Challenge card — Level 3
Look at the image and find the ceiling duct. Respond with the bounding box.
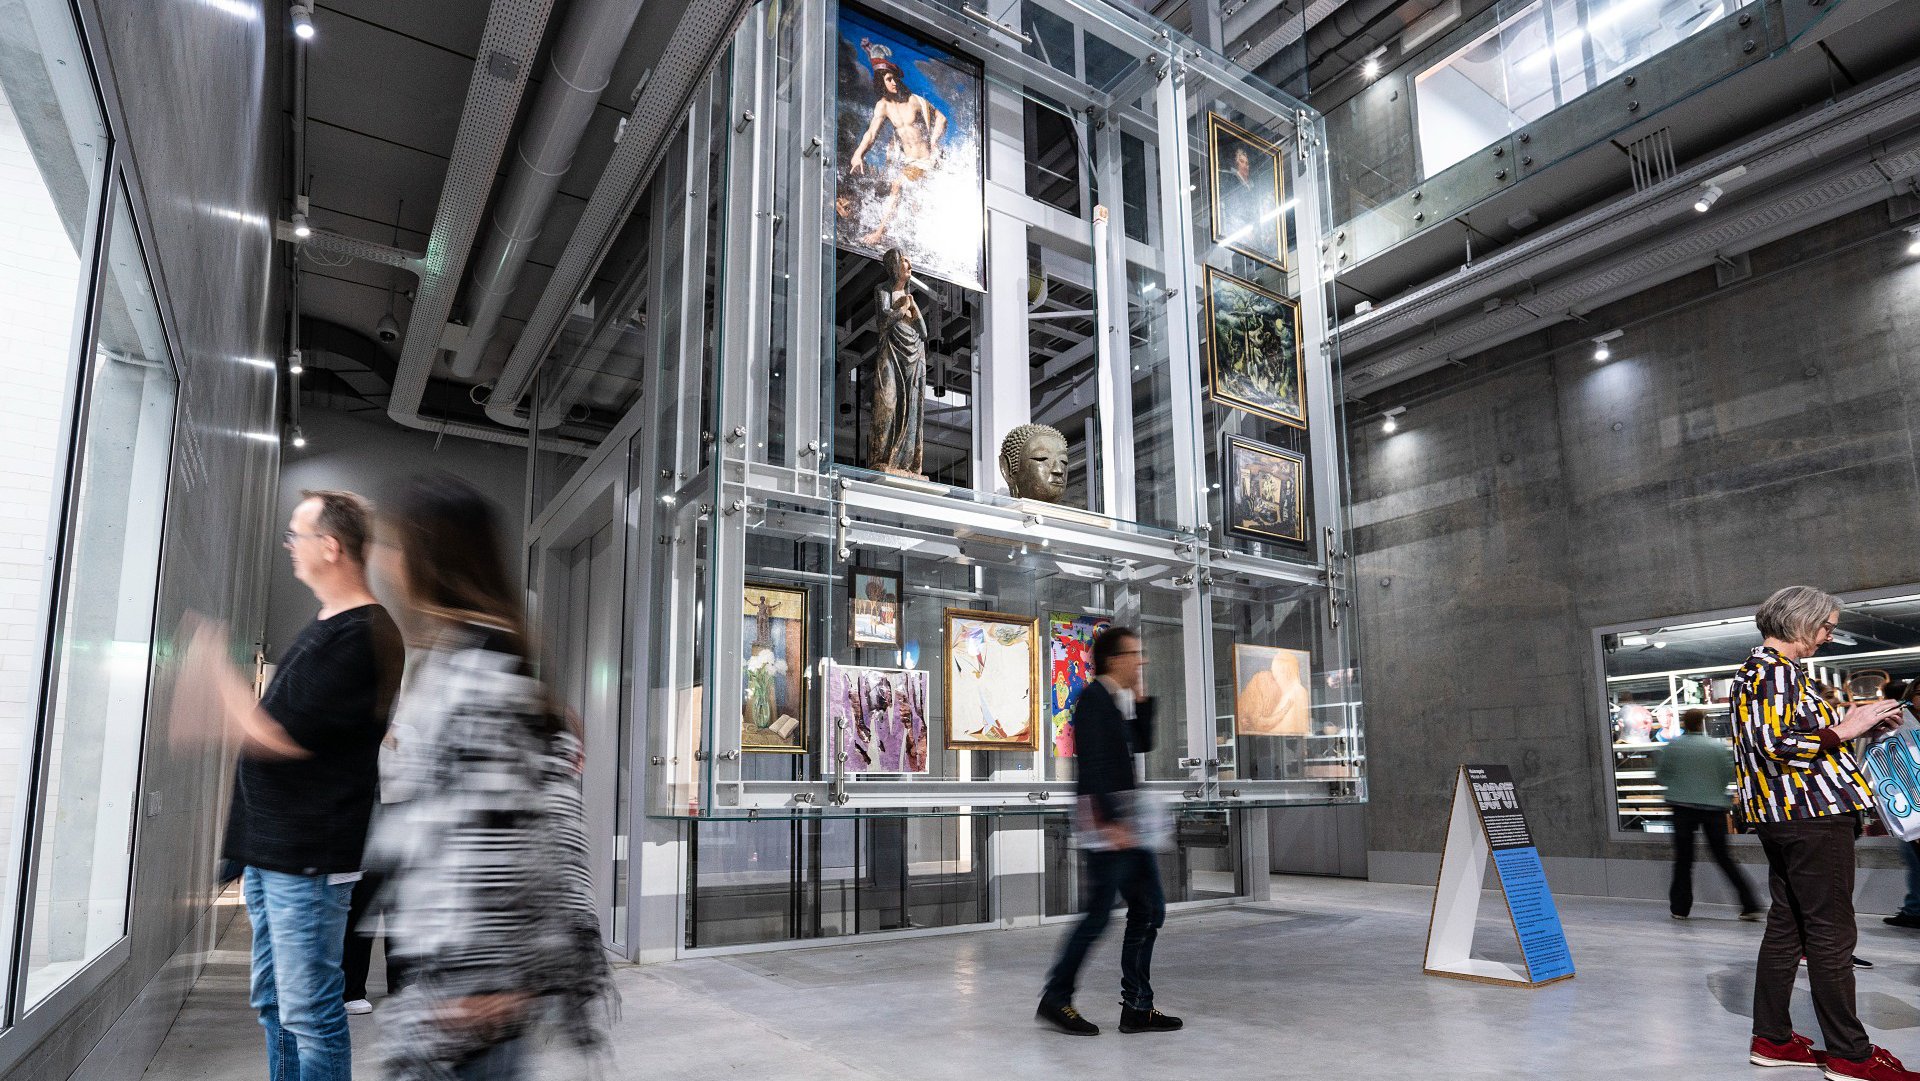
[445,0,649,380]
[384,0,556,447]
[486,0,752,430]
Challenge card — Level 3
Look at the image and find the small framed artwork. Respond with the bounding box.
[1233,643,1312,737]
[826,663,930,774]
[849,567,904,648]
[1047,613,1110,758]
[1205,266,1305,429]
[944,608,1041,751]
[1207,113,1287,270]
[1224,436,1307,545]
[742,582,810,754]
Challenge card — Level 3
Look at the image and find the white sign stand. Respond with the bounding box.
[1423,766,1574,987]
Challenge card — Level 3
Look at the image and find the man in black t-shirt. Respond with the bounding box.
[185,489,402,1081]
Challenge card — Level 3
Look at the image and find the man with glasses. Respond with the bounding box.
[1037,626,1182,1038]
[1734,587,1910,1079]
[184,489,403,1081]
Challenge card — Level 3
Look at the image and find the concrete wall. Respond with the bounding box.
[0,0,284,1077]
[265,405,528,662]
[1347,204,1920,901]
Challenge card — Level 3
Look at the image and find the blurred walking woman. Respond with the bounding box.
[1733,587,1906,1079]
[365,474,613,1080]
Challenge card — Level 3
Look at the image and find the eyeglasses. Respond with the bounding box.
[282,530,324,546]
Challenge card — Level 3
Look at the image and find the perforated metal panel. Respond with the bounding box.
[386,0,555,434]
[486,0,751,423]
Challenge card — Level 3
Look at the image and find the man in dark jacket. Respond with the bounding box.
[1036,626,1182,1037]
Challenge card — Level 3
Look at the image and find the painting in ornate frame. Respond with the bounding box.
[741,582,809,753]
[1204,266,1305,429]
[1223,435,1307,545]
[1206,112,1287,270]
[944,608,1041,751]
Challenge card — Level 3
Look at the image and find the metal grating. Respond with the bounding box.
[485,0,752,427]
[385,0,557,446]
[1625,127,1676,193]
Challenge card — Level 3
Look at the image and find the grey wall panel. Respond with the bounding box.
[1348,203,1920,873]
[266,406,529,662]
[2,1,285,1079]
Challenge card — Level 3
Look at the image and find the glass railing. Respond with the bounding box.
[1322,0,1867,270]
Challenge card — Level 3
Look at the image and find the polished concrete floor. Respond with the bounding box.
[143,876,1920,1080]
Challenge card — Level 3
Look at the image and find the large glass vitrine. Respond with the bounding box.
[549,0,1364,826]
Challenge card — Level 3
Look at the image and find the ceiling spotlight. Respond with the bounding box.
[291,211,311,239]
[1693,185,1721,213]
[1382,405,1407,434]
[1906,225,1920,256]
[1691,165,1748,213]
[1652,638,1669,649]
[287,349,303,375]
[1362,46,1386,80]
[290,2,314,39]
[1592,329,1622,362]
[290,426,307,449]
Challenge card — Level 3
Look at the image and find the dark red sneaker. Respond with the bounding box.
[1750,1033,1825,1068]
[1824,1046,1920,1080]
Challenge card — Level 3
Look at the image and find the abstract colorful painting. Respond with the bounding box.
[1048,613,1110,758]
[827,663,930,774]
[742,583,808,753]
[835,4,985,291]
[944,608,1040,751]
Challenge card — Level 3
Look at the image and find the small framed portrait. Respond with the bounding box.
[1207,113,1287,270]
[944,608,1040,751]
[1224,436,1307,545]
[1205,266,1305,429]
[849,568,904,648]
[742,582,810,754]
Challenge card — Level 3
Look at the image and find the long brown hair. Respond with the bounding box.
[384,472,530,656]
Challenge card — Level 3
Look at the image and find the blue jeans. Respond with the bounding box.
[455,1039,527,1081]
[1899,840,1920,918]
[1042,847,1165,1010]
[243,866,355,1081]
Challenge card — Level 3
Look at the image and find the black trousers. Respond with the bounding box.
[341,870,404,1002]
[1041,848,1166,1011]
[1669,804,1760,916]
[1752,814,1870,1063]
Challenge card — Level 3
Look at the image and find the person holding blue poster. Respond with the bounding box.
[1732,586,1910,1079]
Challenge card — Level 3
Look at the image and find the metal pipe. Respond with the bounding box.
[446,0,648,379]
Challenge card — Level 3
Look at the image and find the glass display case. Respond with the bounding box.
[1596,587,1920,837]
[537,0,1364,824]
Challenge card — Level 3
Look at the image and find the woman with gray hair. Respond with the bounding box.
[1734,586,1908,1079]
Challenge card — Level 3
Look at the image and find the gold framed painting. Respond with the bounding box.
[742,582,809,753]
[1204,266,1306,429]
[1233,643,1311,737]
[944,608,1041,751]
[1224,435,1307,545]
[1207,113,1287,270]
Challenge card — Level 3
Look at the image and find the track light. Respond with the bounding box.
[290,2,314,39]
[1693,185,1721,213]
[1362,46,1386,80]
[287,349,303,375]
[1382,405,1406,434]
[1592,329,1622,362]
[290,426,307,448]
[1692,165,1748,214]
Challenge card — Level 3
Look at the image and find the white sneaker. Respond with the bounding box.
[344,999,373,1015]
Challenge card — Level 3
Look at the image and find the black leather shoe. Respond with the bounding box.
[1036,1001,1099,1036]
[1885,913,1920,929]
[1119,1005,1183,1033]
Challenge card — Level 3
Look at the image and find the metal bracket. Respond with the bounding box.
[716,749,741,762]
[1026,791,1051,803]
[1177,757,1202,769]
[735,110,756,133]
[836,513,852,562]
[791,791,817,805]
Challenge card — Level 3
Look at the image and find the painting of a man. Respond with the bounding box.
[836,5,985,291]
[1208,114,1286,269]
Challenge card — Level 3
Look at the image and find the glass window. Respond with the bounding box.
[0,0,110,1008]
[24,183,175,1007]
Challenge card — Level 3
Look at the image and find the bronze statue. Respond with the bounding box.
[998,423,1069,502]
[865,248,927,478]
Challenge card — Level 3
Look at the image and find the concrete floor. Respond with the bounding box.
[143,876,1920,1080]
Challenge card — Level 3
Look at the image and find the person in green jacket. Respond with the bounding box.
[1657,708,1763,919]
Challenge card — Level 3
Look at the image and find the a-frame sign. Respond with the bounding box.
[1423,764,1576,987]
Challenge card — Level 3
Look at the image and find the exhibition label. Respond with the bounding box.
[1424,764,1576,987]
